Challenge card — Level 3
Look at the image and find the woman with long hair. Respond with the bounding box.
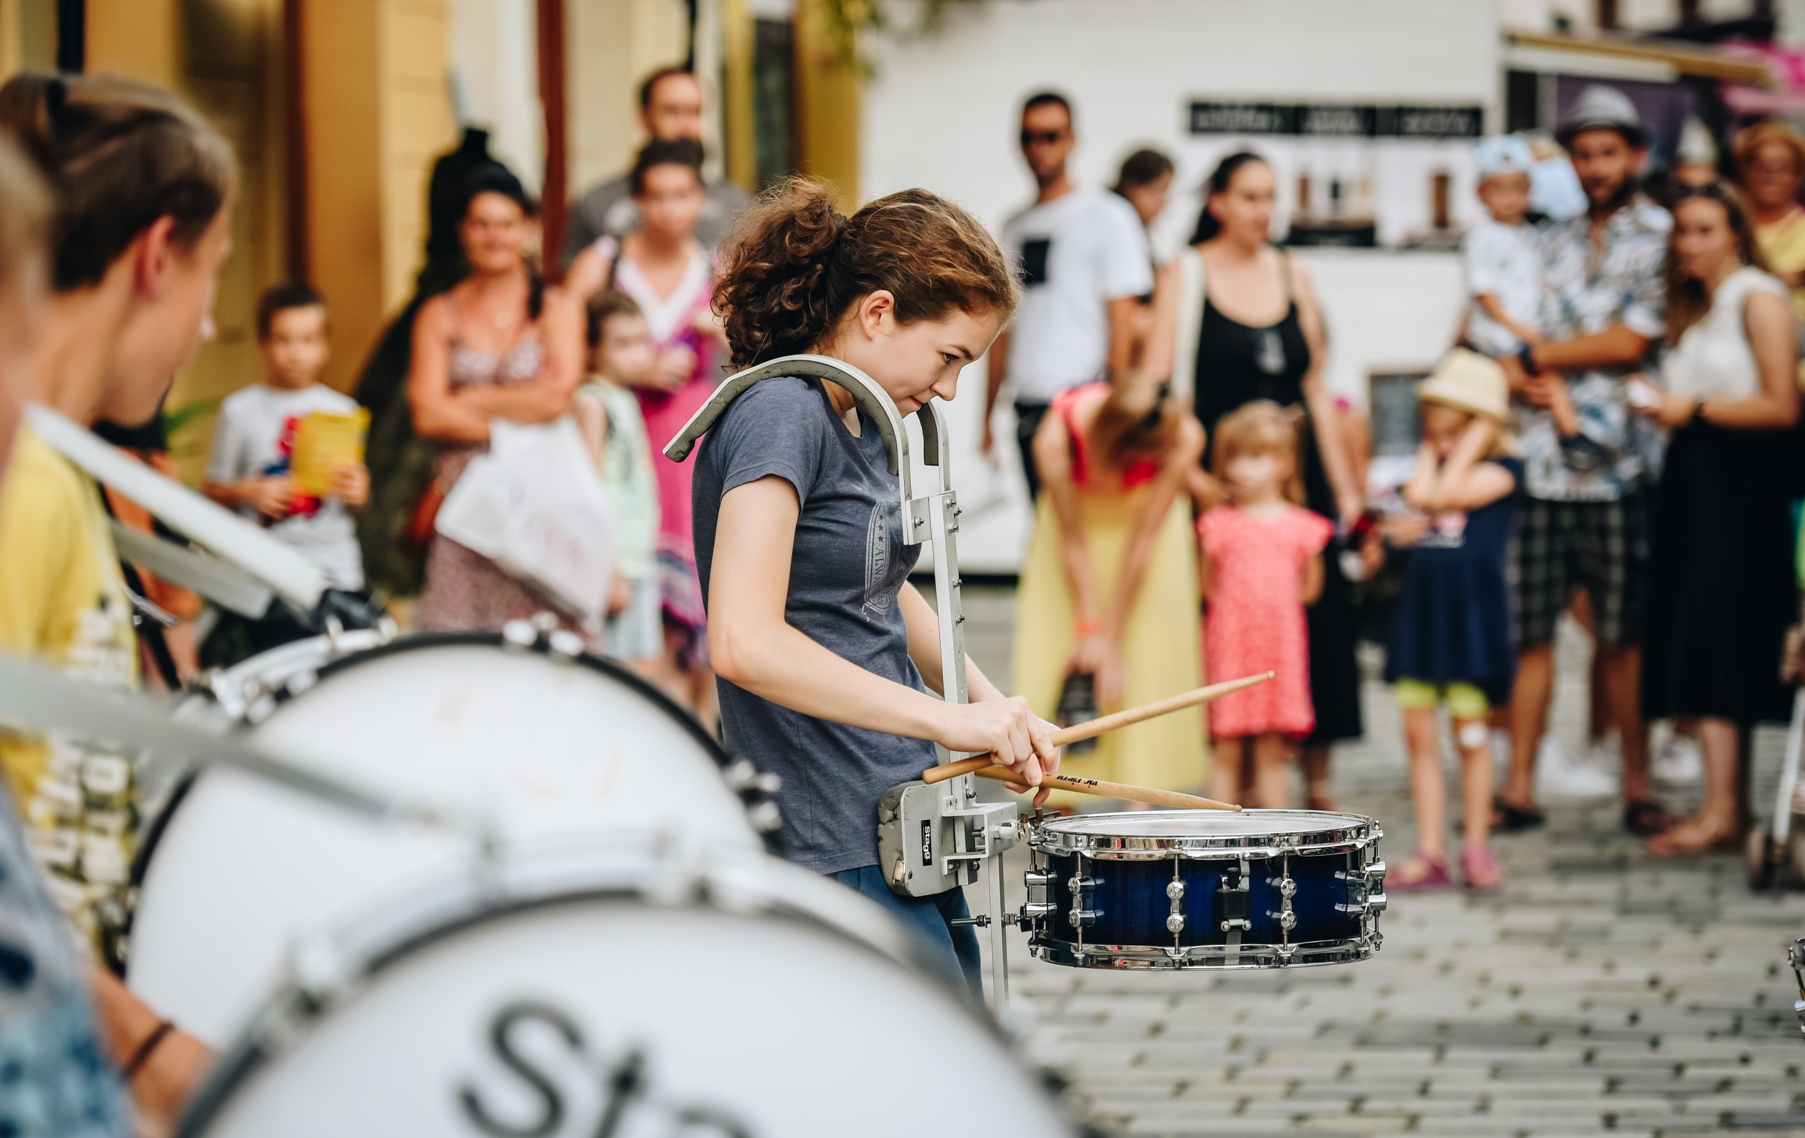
[1634,181,1800,855]
[569,139,725,725]
[1012,371,1205,800]
[0,69,234,1133]
[1144,151,1367,806]
[409,164,585,632]
[698,180,1058,1001]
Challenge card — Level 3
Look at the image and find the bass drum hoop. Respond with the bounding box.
[127,631,748,934]
[172,846,1051,1138]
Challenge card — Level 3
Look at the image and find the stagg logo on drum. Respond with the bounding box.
[921,819,933,866]
[459,1001,755,1137]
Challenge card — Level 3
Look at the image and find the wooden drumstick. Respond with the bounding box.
[963,765,1240,811]
[921,671,1274,786]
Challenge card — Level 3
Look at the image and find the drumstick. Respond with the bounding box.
[962,765,1239,811]
[922,671,1274,786]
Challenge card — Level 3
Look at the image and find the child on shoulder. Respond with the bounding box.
[204,283,369,591]
[574,291,662,673]
[1464,135,1544,359]
[1383,350,1522,892]
[1199,400,1333,808]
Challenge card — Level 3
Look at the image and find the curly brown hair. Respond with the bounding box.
[713,178,1018,369]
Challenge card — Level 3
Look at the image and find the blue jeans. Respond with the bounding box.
[830,866,983,1005]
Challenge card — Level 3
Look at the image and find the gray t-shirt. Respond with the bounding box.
[693,375,933,874]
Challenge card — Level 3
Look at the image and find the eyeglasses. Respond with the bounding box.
[1020,129,1067,147]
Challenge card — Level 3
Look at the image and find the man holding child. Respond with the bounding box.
[1491,86,1673,839]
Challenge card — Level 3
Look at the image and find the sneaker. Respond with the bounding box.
[1535,735,1617,798]
[1653,733,1703,786]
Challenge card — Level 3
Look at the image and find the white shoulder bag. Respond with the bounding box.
[434,416,615,627]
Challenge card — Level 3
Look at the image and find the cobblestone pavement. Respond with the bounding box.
[942,584,1805,1138]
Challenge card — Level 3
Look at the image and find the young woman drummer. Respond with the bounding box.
[698,181,1060,1001]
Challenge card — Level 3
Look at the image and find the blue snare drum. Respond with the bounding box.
[1021,810,1386,969]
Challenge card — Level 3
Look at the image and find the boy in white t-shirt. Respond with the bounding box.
[203,283,369,590]
[1464,135,1545,359]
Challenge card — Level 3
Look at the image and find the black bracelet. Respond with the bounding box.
[123,1019,176,1081]
[1517,344,1541,376]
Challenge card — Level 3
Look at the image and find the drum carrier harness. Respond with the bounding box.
[666,354,1024,1010]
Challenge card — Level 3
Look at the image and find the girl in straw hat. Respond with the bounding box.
[1385,349,1523,892]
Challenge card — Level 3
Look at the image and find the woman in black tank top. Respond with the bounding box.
[1146,152,1367,790]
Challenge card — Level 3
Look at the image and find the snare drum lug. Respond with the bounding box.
[1165,879,1185,900]
[1166,914,1186,934]
[546,629,585,658]
[1068,908,1100,928]
[1277,910,1297,932]
[1366,890,1388,915]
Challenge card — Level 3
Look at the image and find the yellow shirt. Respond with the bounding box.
[0,424,139,952]
[1756,208,1805,325]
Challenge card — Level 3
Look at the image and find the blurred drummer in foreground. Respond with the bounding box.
[698,180,1060,1003]
[0,71,232,1133]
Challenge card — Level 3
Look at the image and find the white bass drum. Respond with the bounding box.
[174,842,1076,1137]
[129,624,772,1046]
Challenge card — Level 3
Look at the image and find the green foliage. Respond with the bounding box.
[817,0,991,71]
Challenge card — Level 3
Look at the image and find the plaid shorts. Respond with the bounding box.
[1509,491,1651,649]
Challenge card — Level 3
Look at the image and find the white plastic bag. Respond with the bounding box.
[435,416,614,626]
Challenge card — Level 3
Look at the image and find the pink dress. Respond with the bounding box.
[1198,504,1333,738]
[614,248,718,666]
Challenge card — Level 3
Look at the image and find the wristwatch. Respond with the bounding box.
[1517,344,1541,376]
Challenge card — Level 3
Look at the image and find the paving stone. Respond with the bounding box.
[950,604,1805,1137]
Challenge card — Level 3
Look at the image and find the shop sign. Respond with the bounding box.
[1189,102,1482,139]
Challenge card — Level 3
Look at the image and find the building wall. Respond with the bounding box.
[862,0,1496,571]
[567,0,690,195]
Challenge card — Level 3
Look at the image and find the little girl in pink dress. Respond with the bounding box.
[1198,400,1332,808]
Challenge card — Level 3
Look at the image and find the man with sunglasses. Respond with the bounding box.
[1495,85,1674,839]
[984,91,1152,501]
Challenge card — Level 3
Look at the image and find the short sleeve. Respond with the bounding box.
[1464,224,1509,295]
[1197,507,1229,559]
[703,376,829,507]
[1296,509,1334,558]
[204,396,246,485]
[1098,198,1154,300]
[0,442,76,655]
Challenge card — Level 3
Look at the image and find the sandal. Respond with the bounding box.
[1623,798,1677,838]
[1386,850,1451,893]
[1491,795,1545,833]
[1460,846,1504,892]
[1644,817,1740,857]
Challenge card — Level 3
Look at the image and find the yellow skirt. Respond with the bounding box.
[1010,486,1207,802]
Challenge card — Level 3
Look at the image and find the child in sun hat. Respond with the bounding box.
[1383,349,1523,893]
[1464,135,1545,359]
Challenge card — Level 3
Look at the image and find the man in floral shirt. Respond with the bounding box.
[1496,85,1673,839]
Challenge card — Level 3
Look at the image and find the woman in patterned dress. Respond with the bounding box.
[409,165,585,632]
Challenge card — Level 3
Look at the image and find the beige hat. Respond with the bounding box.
[1419,348,1509,422]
